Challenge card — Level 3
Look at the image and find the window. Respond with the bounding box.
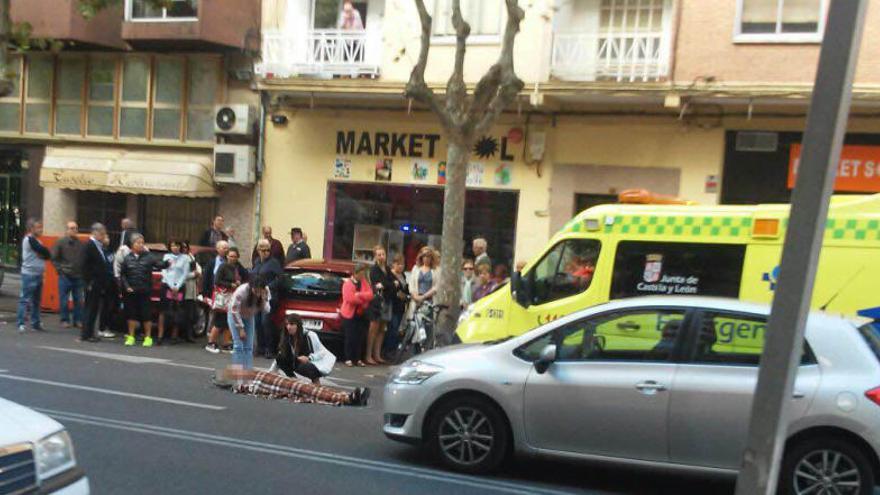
[528,239,601,306]
[152,58,184,141]
[56,57,86,136]
[0,57,22,132]
[858,323,880,363]
[432,0,503,37]
[185,57,219,141]
[692,312,815,366]
[128,0,198,20]
[24,56,53,134]
[610,241,746,300]
[736,0,825,42]
[120,57,150,139]
[87,57,117,137]
[516,308,687,363]
[76,192,127,243]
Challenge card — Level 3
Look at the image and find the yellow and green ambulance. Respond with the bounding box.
[456,193,880,352]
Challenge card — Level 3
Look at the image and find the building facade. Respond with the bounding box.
[254,0,880,269]
[2,0,261,262]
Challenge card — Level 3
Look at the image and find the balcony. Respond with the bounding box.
[9,0,125,49]
[121,0,260,50]
[257,29,381,79]
[551,31,670,83]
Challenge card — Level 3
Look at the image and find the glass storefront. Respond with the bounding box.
[325,182,519,270]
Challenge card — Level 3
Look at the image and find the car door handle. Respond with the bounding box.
[792,390,806,399]
[635,381,668,394]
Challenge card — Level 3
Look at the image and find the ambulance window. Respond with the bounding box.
[528,239,601,306]
[610,241,746,300]
[692,312,816,366]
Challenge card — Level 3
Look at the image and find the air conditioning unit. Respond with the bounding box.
[214,104,255,136]
[213,144,256,184]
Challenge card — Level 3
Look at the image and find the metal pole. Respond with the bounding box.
[734,1,868,494]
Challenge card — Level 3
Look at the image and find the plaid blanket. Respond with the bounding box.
[233,371,351,406]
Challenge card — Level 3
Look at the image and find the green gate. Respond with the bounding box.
[0,153,23,267]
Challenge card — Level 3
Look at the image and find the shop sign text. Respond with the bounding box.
[789,143,880,192]
[337,131,442,158]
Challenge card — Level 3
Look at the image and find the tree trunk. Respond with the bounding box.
[435,137,470,341]
[0,0,12,98]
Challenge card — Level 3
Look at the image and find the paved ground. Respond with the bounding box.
[0,275,849,494]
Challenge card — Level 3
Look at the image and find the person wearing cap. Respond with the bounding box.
[285,227,311,264]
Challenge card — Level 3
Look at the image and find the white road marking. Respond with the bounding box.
[38,346,216,371]
[39,408,575,495]
[0,374,225,411]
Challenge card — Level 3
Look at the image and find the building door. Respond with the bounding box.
[0,153,23,267]
[574,193,617,215]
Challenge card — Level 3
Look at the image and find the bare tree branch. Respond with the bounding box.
[445,0,469,124]
[469,0,525,135]
[405,0,452,130]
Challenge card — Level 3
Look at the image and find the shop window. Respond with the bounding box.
[76,192,128,245]
[87,57,117,137]
[610,241,746,300]
[432,0,503,37]
[144,196,216,245]
[327,183,518,271]
[120,57,150,139]
[736,0,825,42]
[0,57,22,132]
[24,56,53,134]
[55,57,86,136]
[528,239,601,306]
[186,57,219,142]
[152,58,183,141]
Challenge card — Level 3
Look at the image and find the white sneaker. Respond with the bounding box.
[205,343,220,354]
[99,331,117,339]
[18,325,26,334]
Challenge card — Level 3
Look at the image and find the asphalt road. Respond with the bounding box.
[0,311,748,495]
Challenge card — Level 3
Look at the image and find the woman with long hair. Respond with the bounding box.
[407,246,439,319]
[382,253,410,358]
[180,240,202,342]
[274,314,336,385]
[227,275,270,369]
[341,263,373,367]
[366,245,393,365]
[157,238,190,345]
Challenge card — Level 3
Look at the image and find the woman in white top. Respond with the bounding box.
[158,239,191,344]
[407,246,440,320]
[273,314,336,385]
[227,276,271,370]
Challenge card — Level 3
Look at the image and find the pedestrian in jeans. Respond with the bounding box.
[341,263,373,367]
[79,223,114,343]
[366,245,393,365]
[181,241,202,342]
[52,221,84,329]
[120,234,169,347]
[227,275,270,370]
[157,239,190,345]
[383,254,410,357]
[251,239,282,358]
[18,218,50,333]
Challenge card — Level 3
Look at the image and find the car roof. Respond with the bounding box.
[284,258,356,273]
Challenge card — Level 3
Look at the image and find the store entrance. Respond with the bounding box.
[0,152,23,267]
[325,182,519,271]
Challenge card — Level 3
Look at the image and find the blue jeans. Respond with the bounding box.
[228,313,255,369]
[383,311,404,354]
[17,274,43,328]
[58,275,83,325]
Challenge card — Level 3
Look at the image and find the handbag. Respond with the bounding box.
[211,288,230,310]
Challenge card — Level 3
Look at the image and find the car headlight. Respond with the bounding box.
[35,430,76,480]
[390,361,444,385]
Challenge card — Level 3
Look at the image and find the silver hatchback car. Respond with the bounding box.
[384,297,880,494]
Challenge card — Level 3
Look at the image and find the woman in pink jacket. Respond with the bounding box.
[341,263,373,367]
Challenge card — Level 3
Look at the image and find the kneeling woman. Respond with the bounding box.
[275,314,335,385]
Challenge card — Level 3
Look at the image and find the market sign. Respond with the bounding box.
[788,143,880,192]
[336,130,517,161]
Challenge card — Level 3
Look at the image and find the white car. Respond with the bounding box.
[0,397,89,494]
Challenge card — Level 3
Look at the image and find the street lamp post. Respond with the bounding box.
[734,1,868,494]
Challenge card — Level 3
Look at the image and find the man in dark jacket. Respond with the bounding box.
[285,228,311,264]
[52,221,84,329]
[202,240,230,298]
[199,215,228,248]
[79,223,114,343]
[120,234,168,348]
[251,226,285,266]
[251,239,283,358]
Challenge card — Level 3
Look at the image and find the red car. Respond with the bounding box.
[271,259,354,356]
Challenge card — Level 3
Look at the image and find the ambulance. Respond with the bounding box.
[456,190,880,350]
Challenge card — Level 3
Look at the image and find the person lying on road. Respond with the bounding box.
[215,366,369,407]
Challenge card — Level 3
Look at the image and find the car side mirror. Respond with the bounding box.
[534,344,557,374]
[512,271,531,308]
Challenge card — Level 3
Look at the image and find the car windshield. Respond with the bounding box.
[858,322,880,363]
[279,270,345,296]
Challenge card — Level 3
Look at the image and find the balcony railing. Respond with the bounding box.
[257,29,381,78]
[551,31,670,83]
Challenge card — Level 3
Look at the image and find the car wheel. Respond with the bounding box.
[427,395,509,474]
[780,436,876,495]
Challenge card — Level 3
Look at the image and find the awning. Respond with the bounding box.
[39,146,218,198]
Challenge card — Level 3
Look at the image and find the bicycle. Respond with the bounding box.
[392,302,449,365]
